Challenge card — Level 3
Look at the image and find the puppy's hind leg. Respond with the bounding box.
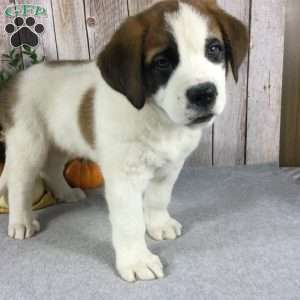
[0,160,8,195]
[6,128,48,240]
[41,147,86,203]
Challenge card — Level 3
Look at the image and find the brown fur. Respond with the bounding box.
[0,76,19,129]
[212,8,249,81]
[79,87,95,148]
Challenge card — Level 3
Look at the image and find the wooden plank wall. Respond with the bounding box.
[0,0,11,70]
[246,0,286,165]
[213,0,250,166]
[0,0,286,166]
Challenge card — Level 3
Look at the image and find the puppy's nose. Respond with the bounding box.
[186,83,217,108]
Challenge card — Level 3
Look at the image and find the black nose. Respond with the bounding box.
[186,83,217,108]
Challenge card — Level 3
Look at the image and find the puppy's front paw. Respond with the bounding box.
[117,252,164,282]
[147,218,183,241]
[8,219,40,240]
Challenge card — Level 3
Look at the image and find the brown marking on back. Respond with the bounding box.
[79,87,95,148]
[0,75,19,130]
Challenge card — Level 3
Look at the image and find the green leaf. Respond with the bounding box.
[31,53,37,60]
[0,70,10,83]
[9,61,17,67]
[23,45,32,52]
[1,46,44,80]
[12,58,20,65]
[22,51,32,56]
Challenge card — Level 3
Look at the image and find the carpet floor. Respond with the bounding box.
[1,166,300,300]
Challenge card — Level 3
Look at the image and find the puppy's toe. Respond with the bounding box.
[8,219,40,240]
[147,218,183,241]
[118,253,164,282]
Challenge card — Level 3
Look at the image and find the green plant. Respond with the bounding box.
[22,45,44,65]
[0,45,44,85]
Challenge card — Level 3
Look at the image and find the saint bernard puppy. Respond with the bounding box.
[0,0,248,281]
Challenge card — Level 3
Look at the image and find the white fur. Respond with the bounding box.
[1,3,227,282]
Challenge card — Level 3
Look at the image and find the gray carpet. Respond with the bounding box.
[1,166,300,300]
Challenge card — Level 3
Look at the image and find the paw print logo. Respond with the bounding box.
[5,17,44,48]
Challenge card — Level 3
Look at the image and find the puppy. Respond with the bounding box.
[0,0,248,282]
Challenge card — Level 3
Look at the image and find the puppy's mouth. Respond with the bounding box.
[189,113,215,125]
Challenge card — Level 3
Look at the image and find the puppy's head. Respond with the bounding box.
[98,0,249,126]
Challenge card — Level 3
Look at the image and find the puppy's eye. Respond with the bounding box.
[153,55,172,71]
[206,39,224,63]
[209,44,222,55]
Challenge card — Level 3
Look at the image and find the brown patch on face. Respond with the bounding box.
[79,87,95,148]
[0,75,19,130]
[208,18,223,41]
[143,22,174,64]
[46,60,90,67]
[145,47,164,64]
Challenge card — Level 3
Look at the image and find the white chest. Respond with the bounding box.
[139,124,202,171]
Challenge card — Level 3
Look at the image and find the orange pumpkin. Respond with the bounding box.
[64,159,104,189]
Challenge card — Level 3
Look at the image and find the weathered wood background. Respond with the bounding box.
[0,0,286,166]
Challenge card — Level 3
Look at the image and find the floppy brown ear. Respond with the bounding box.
[215,9,249,82]
[97,18,146,110]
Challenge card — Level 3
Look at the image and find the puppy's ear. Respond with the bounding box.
[97,18,146,110]
[215,9,249,82]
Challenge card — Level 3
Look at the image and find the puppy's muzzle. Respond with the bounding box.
[186,82,217,109]
[186,82,217,124]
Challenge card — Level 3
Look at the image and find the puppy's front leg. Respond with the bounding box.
[106,179,164,282]
[144,164,183,241]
